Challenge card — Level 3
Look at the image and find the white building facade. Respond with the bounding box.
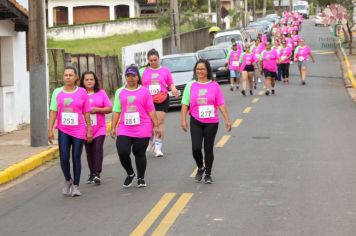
[0,0,30,133]
[48,0,140,27]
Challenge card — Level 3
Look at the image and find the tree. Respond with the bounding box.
[262,0,267,16]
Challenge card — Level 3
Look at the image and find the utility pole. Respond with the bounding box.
[216,0,222,28]
[235,0,241,27]
[29,0,48,147]
[208,0,212,20]
[244,0,248,27]
[252,0,255,20]
[170,0,181,53]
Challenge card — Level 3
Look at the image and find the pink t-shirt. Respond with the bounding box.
[252,44,265,59]
[50,87,91,140]
[286,37,294,49]
[292,35,300,46]
[239,53,258,71]
[112,86,155,138]
[261,34,268,44]
[88,90,112,138]
[227,49,242,70]
[295,46,311,61]
[181,81,225,124]
[140,66,174,95]
[260,49,279,72]
[279,47,293,63]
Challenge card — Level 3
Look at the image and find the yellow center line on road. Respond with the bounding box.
[243,107,252,113]
[190,168,198,178]
[152,193,194,236]
[232,119,243,128]
[215,135,231,148]
[130,193,176,236]
[252,98,259,103]
[316,51,335,55]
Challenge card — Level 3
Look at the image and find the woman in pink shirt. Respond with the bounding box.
[259,41,280,95]
[280,40,293,84]
[240,44,258,96]
[140,49,179,157]
[48,66,93,197]
[181,59,231,184]
[294,39,315,85]
[80,71,112,185]
[111,66,161,188]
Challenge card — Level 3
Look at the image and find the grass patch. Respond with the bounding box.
[47,29,169,58]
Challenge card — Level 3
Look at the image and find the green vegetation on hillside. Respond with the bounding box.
[47,30,168,57]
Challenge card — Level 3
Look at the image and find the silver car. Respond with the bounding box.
[160,53,198,108]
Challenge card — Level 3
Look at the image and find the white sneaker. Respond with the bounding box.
[71,185,81,197]
[62,180,72,196]
[146,142,155,153]
[154,149,164,157]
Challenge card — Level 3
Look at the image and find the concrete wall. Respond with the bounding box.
[48,0,138,27]
[162,27,211,55]
[0,20,30,132]
[47,18,157,40]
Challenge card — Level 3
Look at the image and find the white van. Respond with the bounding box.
[293,1,310,19]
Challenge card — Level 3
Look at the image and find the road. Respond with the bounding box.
[1,20,356,236]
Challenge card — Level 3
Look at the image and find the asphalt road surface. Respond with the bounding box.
[1,20,356,236]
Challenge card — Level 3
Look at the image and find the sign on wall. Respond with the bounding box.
[121,39,163,82]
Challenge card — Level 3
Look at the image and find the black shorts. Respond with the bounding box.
[244,65,255,72]
[263,69,277,78]
[154,96,170,112]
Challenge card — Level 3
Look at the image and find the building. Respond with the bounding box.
[47,0,141,27]
[0,0,29,133]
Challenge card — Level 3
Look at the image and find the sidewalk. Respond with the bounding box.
[0,127,59,185]
[335,37,356,102]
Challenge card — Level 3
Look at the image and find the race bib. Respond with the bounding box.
[232,61,239,67]
[124,112,140,126]
[61,112,78,126]
[90,114,97,126]
[281,55,287,61]
[299,56,305,61]
[255,54,260,58]
[149,84,161,95]
[199,105,215,119]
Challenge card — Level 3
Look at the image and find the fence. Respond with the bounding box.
[48,49,121,96]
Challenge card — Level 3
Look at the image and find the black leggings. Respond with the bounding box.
[190,117,219,175]
[280,63,290,78]
[116,136,149,179]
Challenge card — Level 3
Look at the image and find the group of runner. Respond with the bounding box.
[226,11,315,96]
[48,11,315,197]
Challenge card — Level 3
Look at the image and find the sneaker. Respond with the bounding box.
[123,173,135,188]
[204,175,214,184]
[146,142,155,153]
[62,180,72,196]
[154,149,164,157]
[87,174,94,184]
[265,90,270,96]
[236,86,239,90]
[195,167,205,182]
[272,89,275,95]
[241,90,246,96]
[71,185,81,197]
[302,81,306,85]
[230,87,233,91]
[137,179,147,188]
[250,90,253,95]
[93,174,101,185]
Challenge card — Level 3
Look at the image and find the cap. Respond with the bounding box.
[125,67,138,76]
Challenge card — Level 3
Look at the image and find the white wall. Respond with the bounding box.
[0,20,30,132]
[47,18,156,40]
[48,0,138,27]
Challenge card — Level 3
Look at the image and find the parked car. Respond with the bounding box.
[213,28,251,48]
[160,53,198,108]
[196,47,229,83]
[248,20,273,35]
[315,13,329,27]
[246,25,265,40]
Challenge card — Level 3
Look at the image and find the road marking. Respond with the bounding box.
[215,135,231,148]
[316,51,334,55]
[258,91,264,96]
[190,168,197,178]
[152,193,194,236]
[243,107,252,113]
[252,98,259,103]
[232,119,243,128]
[130,193,176,236]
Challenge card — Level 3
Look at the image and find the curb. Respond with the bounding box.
[0,123,113,185]
[336,38,356,88]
